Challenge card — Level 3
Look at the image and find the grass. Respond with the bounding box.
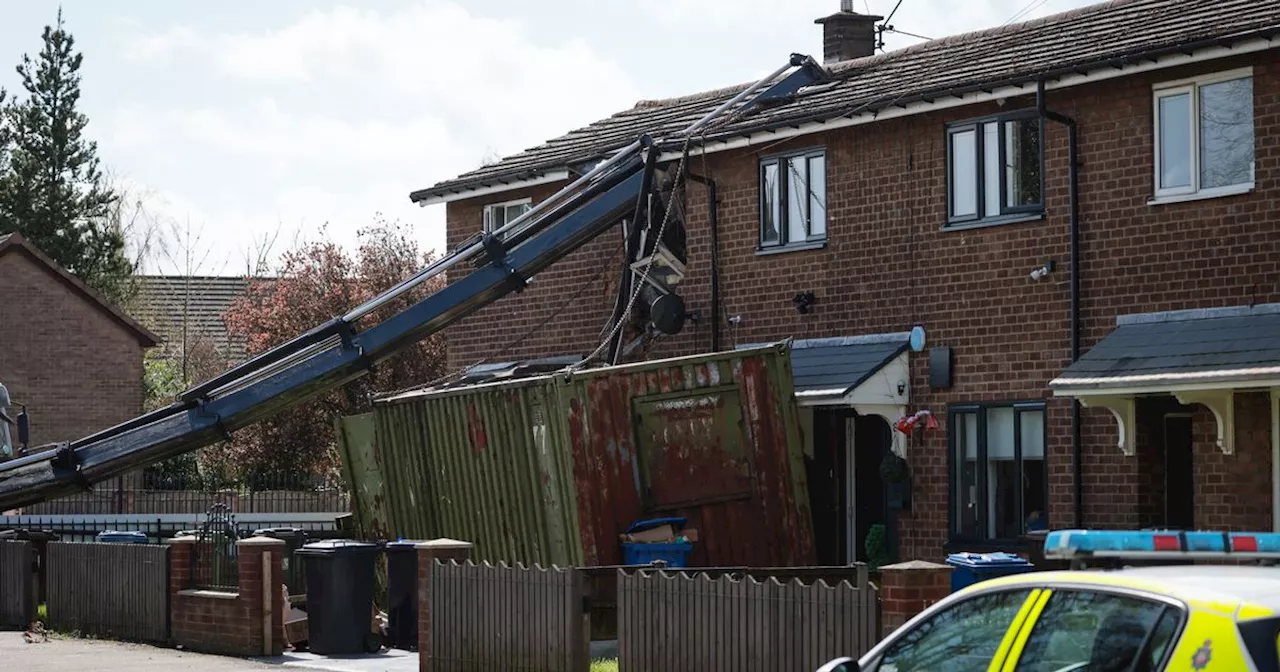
[590,659,619,672]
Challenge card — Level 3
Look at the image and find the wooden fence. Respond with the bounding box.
[46,542,171,643]
[0,540,35,629]
[428,560,588,671]
[618,568,880,671]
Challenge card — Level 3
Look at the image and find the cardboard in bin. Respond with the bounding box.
[620,517,699,544]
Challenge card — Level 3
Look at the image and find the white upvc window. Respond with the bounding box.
[483,198,533,237]
[1153,67,1255,201]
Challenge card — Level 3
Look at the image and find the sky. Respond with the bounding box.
[0,0,1093,276]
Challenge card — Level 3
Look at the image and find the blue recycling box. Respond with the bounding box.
[621,517,694,568]
[96,530,149,544]
[945,552,1034,592]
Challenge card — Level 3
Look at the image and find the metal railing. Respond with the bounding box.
[189,503,239,591]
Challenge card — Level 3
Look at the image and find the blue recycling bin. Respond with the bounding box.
[621,517,694,568]
[96,530,149,544]
[946,552,1034,592]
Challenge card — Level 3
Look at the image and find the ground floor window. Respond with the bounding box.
[949,401,1048,542]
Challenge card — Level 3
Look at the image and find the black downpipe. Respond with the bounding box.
[688,173,721,352]
[1038,81,1083,528]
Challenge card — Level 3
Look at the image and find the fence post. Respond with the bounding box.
[237,536,286,657]
[879,560,952,638]
[416,538,473,672]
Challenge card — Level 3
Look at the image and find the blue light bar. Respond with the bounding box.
[1044,529,1280,560]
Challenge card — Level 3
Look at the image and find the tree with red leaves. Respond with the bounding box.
[218,218,446,485]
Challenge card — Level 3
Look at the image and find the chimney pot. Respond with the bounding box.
[815,6,882,64]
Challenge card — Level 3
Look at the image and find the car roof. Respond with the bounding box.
[966,565,1280,617]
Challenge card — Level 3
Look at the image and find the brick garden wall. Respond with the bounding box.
[168,536,285,657]
[442,51,1280,560]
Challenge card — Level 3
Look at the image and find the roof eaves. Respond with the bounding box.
[415,8,1280,203]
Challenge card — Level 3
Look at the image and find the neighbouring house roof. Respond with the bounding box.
[411,0,1280,205]
[133,275,257,363]
[1050,303,1280,392]
[0,233,160,347]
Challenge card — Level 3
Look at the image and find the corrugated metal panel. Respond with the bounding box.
[372,380,583,566]
[353,343,813,568]
[335,413,388,539]
[565,347,814,567]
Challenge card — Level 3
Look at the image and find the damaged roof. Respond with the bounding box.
[411,0,1280,204]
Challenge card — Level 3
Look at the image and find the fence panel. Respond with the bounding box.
[618,569,879,671]
[429,560,587,672]
[46,542,170,643]
[0,540,34,629]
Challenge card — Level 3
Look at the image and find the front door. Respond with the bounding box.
[809,408,850,565]
[853,414,889,563]
[1163,414,1194,529]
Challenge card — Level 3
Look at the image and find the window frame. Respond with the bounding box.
[482,197,533,238]
[945,108,1046,229]
[947,400,1049,545]
[757,146,828,253]
[1151,66,1255,202]
[863,587,1042,672]
[1009,586,1188,672]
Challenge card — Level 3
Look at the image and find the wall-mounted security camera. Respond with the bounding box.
[1029,260,1056,281]
[728,315,743,326]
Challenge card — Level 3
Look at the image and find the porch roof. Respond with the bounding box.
[738,333,911,405]
[1049,303,1280,457]
[1050,303,1280,394]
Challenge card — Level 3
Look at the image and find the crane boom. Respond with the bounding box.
[0,54,821,512]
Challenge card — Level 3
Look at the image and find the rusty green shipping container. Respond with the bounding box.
[337,342,816,568]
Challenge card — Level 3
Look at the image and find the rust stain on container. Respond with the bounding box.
[343,343,814,569]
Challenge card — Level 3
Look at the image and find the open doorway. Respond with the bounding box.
[805,408,892,565]
[1164,413,1194,529]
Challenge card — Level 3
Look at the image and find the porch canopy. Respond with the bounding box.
[743,333,912,445]
[1049,303,1280,456]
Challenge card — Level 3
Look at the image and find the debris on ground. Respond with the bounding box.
[23,621,50,644]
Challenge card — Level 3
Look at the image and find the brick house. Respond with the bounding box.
[409,0,1280,564]
[0,233,159,458]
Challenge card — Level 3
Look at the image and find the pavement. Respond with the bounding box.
[253,649,417,672]
[0,631,275,671]
[1,630,613,672]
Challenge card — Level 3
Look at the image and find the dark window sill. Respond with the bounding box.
[942,211,1045,232]
[755,240,828,256]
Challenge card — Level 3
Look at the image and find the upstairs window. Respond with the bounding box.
[946,113,1043,227]
[759,148,826,251]
[1153,68,1254,200]
[483,198,532,238]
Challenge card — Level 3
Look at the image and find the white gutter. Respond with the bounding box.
[414,170,571,207]
[418,34,1278,206]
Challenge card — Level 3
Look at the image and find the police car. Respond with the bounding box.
[818,530,1280,672]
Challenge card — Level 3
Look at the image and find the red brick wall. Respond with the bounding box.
[169,538,285,657]
[443,50,1280,561]
[0,251,146,446]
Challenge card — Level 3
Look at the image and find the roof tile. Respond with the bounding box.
[412,0,1280,202]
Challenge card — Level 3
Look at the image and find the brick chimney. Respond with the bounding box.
[815,0,882,64]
